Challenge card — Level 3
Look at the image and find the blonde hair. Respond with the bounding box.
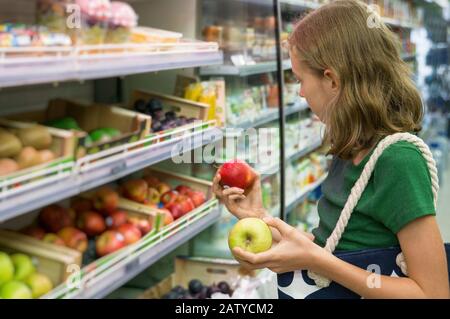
[288,0,423,160]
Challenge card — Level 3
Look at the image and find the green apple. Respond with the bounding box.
[0,280,32,299]
[11,253,35,281]
[0,252,14,286]
[228,217,272,253]
[25,273,53,298]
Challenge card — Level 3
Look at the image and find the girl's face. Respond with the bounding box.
[290,49,339,123]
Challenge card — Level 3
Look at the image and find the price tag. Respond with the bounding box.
[111,162,127,175]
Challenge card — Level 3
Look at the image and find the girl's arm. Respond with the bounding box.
[312,215,449,298]
[232,215,449,298]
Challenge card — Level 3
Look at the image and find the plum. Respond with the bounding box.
[188,279,203,295]
[187,117,197,124]
[151,120,162,132]
[218,281,231,295]
[206,285,222,298]
[147,99,163,113]
[165,111,177,120]
[162,291,179,299]
[152,110,164,120]
[172,285,186,295]
[134,99,147,113]
[196,287,209,299]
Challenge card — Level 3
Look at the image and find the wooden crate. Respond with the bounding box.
[6,98,151,160]
[0,118,75,182]
[130,89,210,121]
[139,257,255,299]
[0,229,82,286]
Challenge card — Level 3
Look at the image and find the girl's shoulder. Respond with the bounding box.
[377,140,426,168]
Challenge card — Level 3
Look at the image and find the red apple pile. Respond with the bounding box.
[20,187,153,258]
[121,175,207,221]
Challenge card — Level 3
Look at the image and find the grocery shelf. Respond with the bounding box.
[0,46,223,89]
[381,17,419,29]
[44,200,221,299]
[257,138,323,175]
[0,123,223,222]
[227,100,308,131]
[280,0,321,9]
[199,59,292,76]
[285,173,327,213]
[280,1,419,29]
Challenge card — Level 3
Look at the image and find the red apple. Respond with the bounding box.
[39,205,74,233]
[143,175,160,188]
[57,227,88,252]
[95,230,126,257]
[70,197,93,214]
[116,223,142,245]
[217,159,256,190]
[175,185,192,195]
[21,226,46,240]
[155,182,171,196]
[93,187,119,214]
[186,190,206,207]
[160,208,174,226]
[128,217,152,235]
[165,202,185,220]
[42,233,65,246]
[176,195,195,214]
[76,211,106,237]
[122,179,148,203]
[147,187,161,205]
[105,210,128,229]
[160,190,179,206]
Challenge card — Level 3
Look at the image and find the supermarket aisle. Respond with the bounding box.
[437,156,450,242]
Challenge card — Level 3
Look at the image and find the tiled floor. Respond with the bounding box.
[437,158,450,242]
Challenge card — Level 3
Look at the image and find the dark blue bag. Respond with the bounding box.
[277,244,450,299]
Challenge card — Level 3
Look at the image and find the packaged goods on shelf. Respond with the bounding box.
[182,80,226,128]
[106,1,138,44]
[0,24,72,48]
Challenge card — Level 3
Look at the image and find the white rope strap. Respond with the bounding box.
[308,133,439,287]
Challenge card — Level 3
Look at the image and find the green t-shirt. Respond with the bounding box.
[312,141,436,251]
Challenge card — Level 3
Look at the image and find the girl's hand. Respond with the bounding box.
[212,168,266,220]
[231,217,322,274]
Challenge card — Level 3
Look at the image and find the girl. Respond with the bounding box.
[212,0,449,298]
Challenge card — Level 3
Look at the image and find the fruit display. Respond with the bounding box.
[228,218,273,254]
[18,187,157,264]
[0,123,57,177]
[120,174,206,221]
[162,279,233,299]
[7,99,151,160]
[217,159,256,190]
[0,251,53,299]
[133,98,196,133]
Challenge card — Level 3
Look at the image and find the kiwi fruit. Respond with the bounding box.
[0,158,20,177]
[0,131,22,158]
[17,126,52,150]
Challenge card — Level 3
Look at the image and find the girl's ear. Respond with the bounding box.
[323,69,340,93]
